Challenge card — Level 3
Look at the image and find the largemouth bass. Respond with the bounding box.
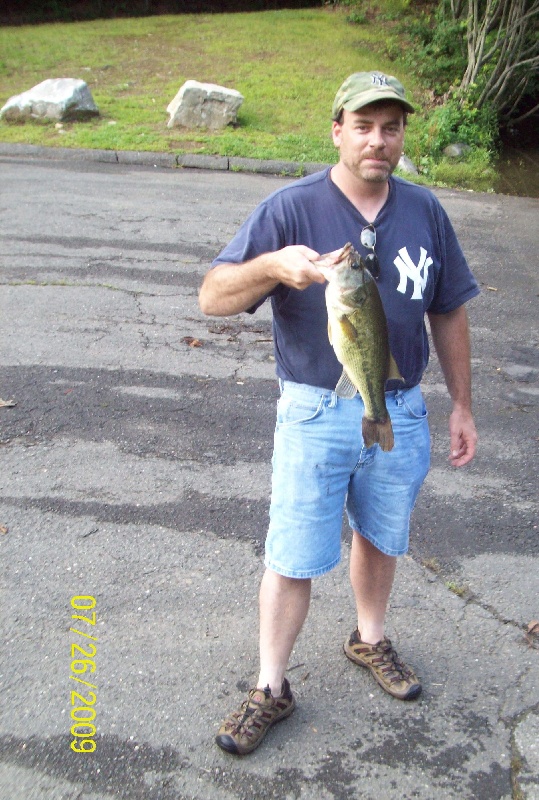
[315,242,403,452]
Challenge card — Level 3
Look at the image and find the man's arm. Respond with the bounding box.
[198,245,324,317]
[427,305,478,467]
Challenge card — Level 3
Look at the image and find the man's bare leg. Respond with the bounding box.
[257,568,311,696]
[349,531,396,644]
[346,530,421,700]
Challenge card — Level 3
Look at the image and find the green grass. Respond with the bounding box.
[0,6,496,190]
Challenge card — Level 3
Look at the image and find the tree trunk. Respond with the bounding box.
[456,0,539,120]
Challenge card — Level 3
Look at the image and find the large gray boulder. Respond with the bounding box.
[0,78,99,122]
[167,80,244,130]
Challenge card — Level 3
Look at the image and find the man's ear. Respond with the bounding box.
[331,119,343,148]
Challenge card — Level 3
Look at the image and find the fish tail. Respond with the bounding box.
[362,415,394,452]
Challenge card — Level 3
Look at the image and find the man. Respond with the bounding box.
[199,71,479,756]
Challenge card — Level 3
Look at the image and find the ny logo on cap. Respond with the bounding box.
[371,73,389,87]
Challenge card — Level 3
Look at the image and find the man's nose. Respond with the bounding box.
[368,126,385,148]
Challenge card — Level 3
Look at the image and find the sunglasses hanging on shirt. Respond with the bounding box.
[360,223,380,279]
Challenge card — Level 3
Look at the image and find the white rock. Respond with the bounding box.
[443,142,472,158]
[398,154,419,175]
[0,78,99,122]
[167,80,244,130]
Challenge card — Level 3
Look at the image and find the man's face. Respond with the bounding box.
[332,102,405,184]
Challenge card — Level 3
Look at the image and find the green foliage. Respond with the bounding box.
[398,95,499,191]
[385,0,501,183]
[422,97,499,157]
[333,0,413,12]
[335,0,414,22]
[401,4,467,97]
[347,10,368,24]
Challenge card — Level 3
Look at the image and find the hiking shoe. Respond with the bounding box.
[344,629,421,700]
[215,678,295,755]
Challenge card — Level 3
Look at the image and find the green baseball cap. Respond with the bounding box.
[332,71,415,120]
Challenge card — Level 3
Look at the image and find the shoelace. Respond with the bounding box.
[232,687,272,732]
[376,641,413,681]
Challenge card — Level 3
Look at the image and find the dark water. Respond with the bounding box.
[494,117,539,197]
[494,145,539,198]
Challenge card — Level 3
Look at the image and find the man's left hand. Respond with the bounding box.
[448,406,477,467]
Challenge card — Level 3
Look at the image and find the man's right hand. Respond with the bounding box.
[266,245,326,290]
[199,245,325,317]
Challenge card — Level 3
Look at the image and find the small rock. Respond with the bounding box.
[0,78,99,122]
[443,142,472,158]
[167,80,244,130]
[398,154,419,175]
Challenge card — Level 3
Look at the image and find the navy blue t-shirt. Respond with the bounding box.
[212,168,479,391]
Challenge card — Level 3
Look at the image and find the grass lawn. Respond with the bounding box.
[0,6,497,190]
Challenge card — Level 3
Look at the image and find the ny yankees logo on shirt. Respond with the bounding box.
[393,247,433,300]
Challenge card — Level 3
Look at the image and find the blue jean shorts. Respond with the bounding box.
[265,380,431,578]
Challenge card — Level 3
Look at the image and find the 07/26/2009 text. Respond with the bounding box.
[69,595,98,753]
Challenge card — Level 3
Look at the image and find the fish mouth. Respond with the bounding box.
[313,244,351,279]
[315,243,361,276]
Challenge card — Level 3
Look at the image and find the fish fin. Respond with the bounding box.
[362,415,395,452]
[335,370,358,399]
[338,316,358,343]
[388,352,404,382]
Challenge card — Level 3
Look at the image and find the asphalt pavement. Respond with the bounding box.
[0,145,538,800]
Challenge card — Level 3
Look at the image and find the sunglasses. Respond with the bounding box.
[360,224,380,279]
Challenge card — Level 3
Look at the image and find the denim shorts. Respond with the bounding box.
[265,380,431,578]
